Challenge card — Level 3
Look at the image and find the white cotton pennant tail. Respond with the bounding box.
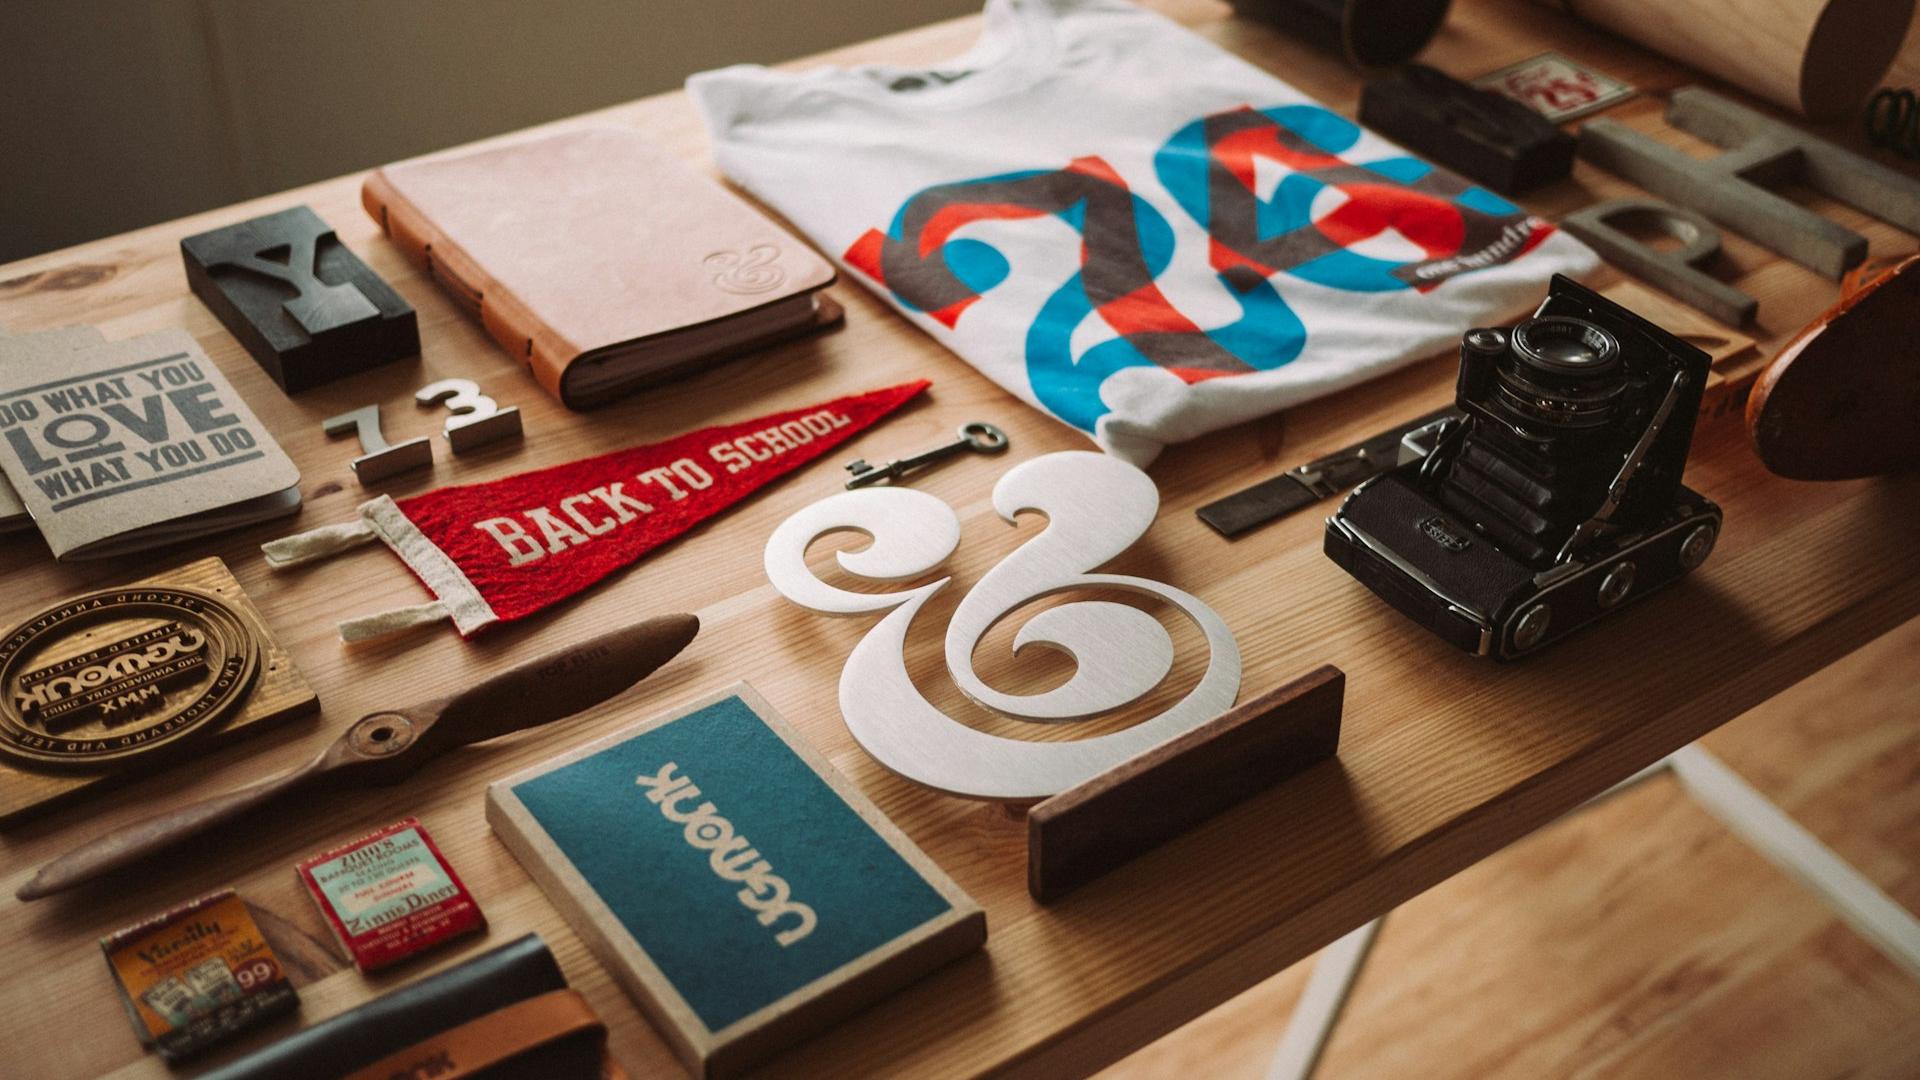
[260,519,377,567]
[338,600,454,644]
[262,496,500,642]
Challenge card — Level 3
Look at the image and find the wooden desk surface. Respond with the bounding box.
[3,2,1916,1076]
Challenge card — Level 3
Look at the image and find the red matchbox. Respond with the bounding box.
[295,817,485,971]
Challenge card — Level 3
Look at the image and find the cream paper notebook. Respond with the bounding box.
[0,328,301,559]
[0,325,107,533]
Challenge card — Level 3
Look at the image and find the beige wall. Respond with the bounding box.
[0,0,978,262]
[10,0,1920,265]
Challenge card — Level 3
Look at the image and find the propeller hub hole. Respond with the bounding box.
[348,713,417,757]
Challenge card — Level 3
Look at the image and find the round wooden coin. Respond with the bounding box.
[0,586,260,768]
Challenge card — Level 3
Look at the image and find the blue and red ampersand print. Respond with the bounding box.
[845,103,1554,433]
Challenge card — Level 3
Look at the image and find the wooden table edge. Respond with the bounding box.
[988,581,1920,1078]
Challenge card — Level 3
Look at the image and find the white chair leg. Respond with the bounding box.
[1668,744,1920,980]
[1260,742,1920,1080]
[1266,916,1384,1080]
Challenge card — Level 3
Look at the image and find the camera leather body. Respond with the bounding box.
[1327,276,1722,659]
[1328,468,1719,658]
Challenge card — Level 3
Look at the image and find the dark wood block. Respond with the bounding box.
[1027,665,1345,903]
[181,204,418,393]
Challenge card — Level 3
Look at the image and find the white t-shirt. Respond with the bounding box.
[690,0,1598,465]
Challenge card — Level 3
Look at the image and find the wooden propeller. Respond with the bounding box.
[17,613,698,901]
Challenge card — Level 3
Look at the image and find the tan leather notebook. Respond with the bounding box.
[362,128,839,408]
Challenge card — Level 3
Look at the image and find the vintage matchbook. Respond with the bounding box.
[486,683,984,1078]
[296,817,486,972]
[0,327,300,558]
[101,889,298,1062]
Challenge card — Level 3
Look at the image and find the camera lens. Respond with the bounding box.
[1491,317,1626,430]
[1511,318,1620,376]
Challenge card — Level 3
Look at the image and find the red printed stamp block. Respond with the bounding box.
[1475,51,1634,123]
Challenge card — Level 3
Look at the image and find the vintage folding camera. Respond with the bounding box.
[1325,275,1721,659]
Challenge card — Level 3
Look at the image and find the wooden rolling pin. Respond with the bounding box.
[1540,0,1916,119]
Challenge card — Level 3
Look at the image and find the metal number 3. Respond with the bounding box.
[764,450,1241,800]
[416,378,523,453]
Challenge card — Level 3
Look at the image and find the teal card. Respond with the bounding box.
[507,694,955,1033]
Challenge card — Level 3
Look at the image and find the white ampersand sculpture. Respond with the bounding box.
[763,450,1241,800]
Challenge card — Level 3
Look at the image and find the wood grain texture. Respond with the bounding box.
[1101,615,1920,1080]
[0,555,317,825]
[1029,666,1344,903]
[0,2,1916,1078]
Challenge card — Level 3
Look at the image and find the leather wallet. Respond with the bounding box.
[201,934,611,1080]
[362,128,839,409]
[341,990,620,1080]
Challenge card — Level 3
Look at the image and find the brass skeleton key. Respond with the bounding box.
[845,421,1009,489]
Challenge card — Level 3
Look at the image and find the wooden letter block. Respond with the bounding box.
[1028,665,1345,903]
[181,205,418,393]
[1579,88,1920,280]
[1565,200,1758,328]
[487,683,985,1078]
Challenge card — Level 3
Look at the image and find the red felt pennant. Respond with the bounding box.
[265,381,929,639]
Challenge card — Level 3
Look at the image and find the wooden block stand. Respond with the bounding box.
[1028,666,1345,903]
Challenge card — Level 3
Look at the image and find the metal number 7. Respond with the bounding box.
[323,404,432,484]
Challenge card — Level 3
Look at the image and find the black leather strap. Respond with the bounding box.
[1197,405,1460,537]
[203,934,567,1080]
